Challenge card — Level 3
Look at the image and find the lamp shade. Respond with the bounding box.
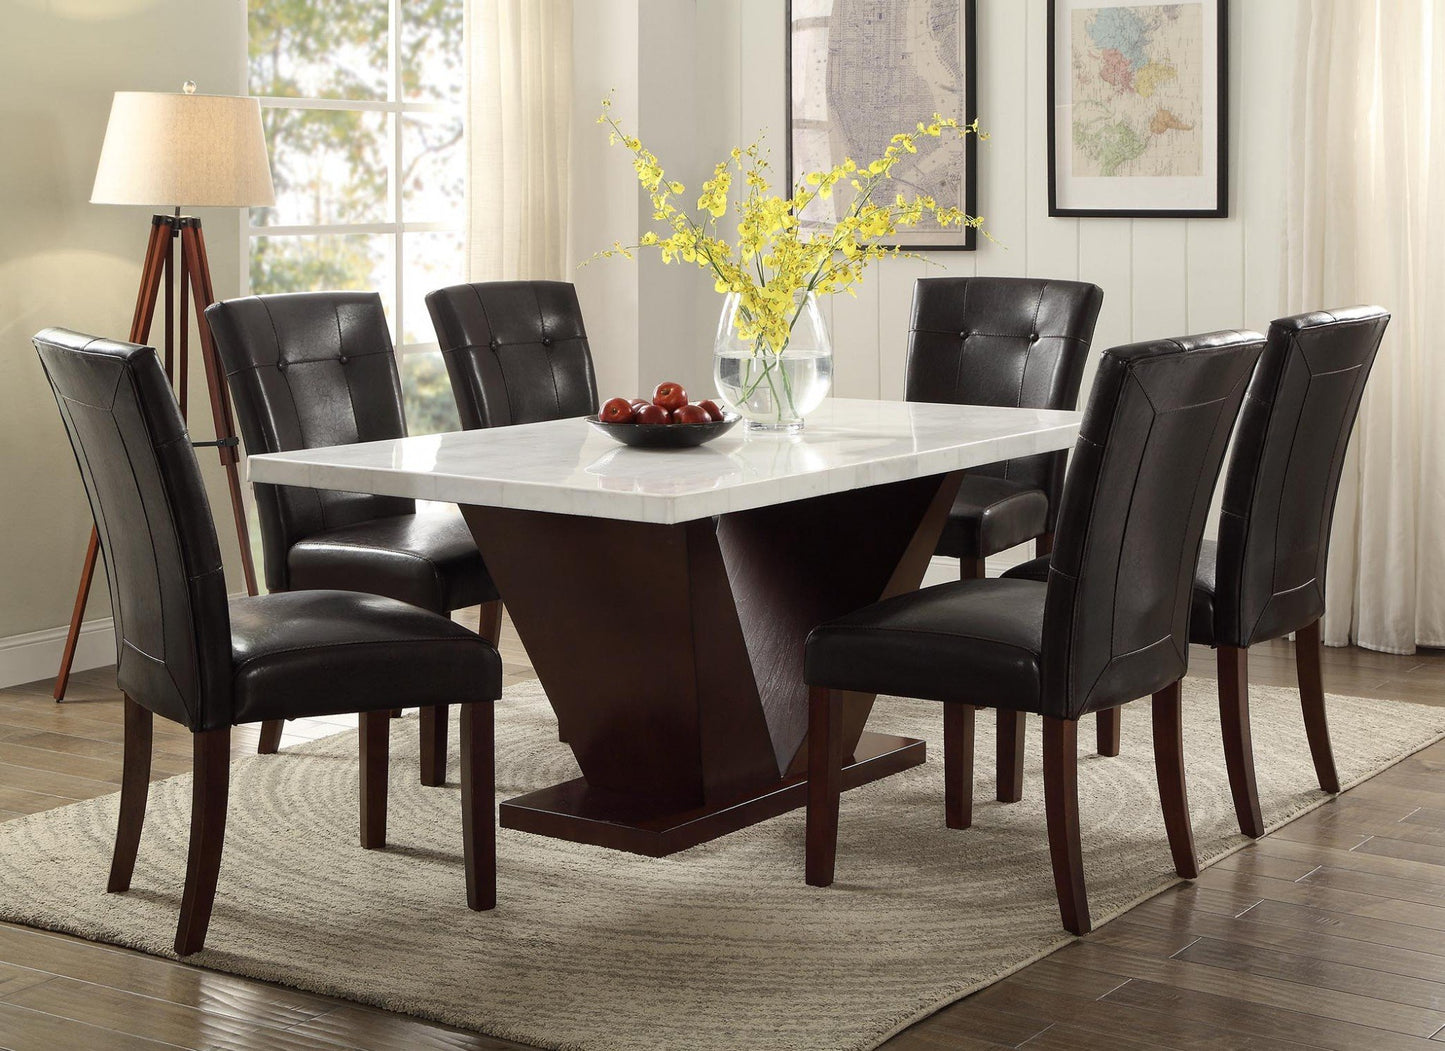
[91,90,276,209]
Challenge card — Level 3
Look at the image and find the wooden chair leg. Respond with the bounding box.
[1217,645,1265,837]
[359,711,390,849]
[107,695,152,893]
[478,599,504,646]
[257,719,283,755]
[1152,680,1199,879]
[944,703,975,829]
[960,557,987,580]
[1036,532,1054,558]
[1043,717,1089,935]
[174,728,230,956]
[419,705,448,787]
[1096,706,1121,757]
[461,701,496,911]
[805,685,845,887]
[1296,619,1341,794]
[996,710,1026,802]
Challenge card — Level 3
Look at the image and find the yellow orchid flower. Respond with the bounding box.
[592,93,984,355]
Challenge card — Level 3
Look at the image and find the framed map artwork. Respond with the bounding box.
[787,0,978,250]
[1047,0,1228,217]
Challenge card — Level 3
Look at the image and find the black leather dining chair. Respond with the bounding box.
[425,280,599,429]
[35,329,501,956]
[206,291,501,786]
[805,330,1264,935]
[1198,308,1389,835]
[1005,308,1390,835]
[905,277,1104,805]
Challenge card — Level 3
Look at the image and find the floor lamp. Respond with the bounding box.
[53,84,276,700]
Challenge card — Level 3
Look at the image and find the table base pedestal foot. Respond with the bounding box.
[499,731,925,857]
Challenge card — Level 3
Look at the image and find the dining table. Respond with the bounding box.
[247,398,1082,856]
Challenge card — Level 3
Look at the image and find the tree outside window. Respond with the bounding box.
[246,0,466,435]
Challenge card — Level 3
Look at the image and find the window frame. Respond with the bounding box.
[239,0,467,361]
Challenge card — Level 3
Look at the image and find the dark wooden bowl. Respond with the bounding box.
[587,412,742,449]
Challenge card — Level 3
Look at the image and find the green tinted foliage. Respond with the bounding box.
[248,236,378,294]
[402,353,463,434]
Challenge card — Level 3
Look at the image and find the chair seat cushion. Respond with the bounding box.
[935,475,1050,561]
[1000,555,1050,583]
[228,591,501,725]
[805,579,1046,712]
[1005,544,1219,645]
[287,507,498,614]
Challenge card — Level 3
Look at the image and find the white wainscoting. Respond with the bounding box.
[0,588,251,691]
[0,618,115,692]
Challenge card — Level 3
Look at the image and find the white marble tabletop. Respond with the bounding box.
[246,399,1082,525]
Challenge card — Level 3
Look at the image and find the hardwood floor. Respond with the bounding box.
[0,623,1440,1050]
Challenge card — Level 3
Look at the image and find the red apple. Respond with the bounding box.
[599,397,635,424]
[652,381,688,412]
[696,399,724,422]
[673,403,709,425]
[634,403,669,425]
[629,399,651,413]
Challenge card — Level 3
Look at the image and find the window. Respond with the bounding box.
[246,0,467,434]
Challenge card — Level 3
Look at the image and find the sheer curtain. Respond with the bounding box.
[466,0,572,280]
[1288,0,1445,653]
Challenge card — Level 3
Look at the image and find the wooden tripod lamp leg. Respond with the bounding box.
[52,532,100,701]
[181,220,258,597]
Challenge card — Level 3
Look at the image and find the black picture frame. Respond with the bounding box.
[1046,0,1229,219]
[785,0,979,251]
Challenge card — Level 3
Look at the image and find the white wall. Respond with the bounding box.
[569,0,642,399]
[0,0,249,680]
[572,0,1301,404]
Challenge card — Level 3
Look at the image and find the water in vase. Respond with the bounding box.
[714,347,834,432]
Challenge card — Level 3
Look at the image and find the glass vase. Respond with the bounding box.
[712,290,834,433]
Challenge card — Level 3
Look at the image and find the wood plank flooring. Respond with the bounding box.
[0,622,1439,1050]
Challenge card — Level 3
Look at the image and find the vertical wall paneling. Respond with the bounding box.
[829,271,884,397]
[1185,0,1247,334]
[1130,220,1190,339]
[875,257,930,399]
[1076,219,1133,388]
[1240,0,1298,330]
[1024,0,1079,281]
[972,0,1030,279]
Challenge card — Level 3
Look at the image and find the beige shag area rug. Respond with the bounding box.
[0,678,1441,1051]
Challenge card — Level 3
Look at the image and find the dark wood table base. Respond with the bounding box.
[500,731,925,857]
[464,471,961,856]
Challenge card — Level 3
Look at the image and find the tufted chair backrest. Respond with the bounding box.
[205,291,415,593]
[906,277,1104,530]
[425,280,599,430]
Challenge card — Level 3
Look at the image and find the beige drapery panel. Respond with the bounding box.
[466,0,572,281]
[1288,0,1445,653]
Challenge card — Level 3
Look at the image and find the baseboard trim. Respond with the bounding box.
[0,618,116,692]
